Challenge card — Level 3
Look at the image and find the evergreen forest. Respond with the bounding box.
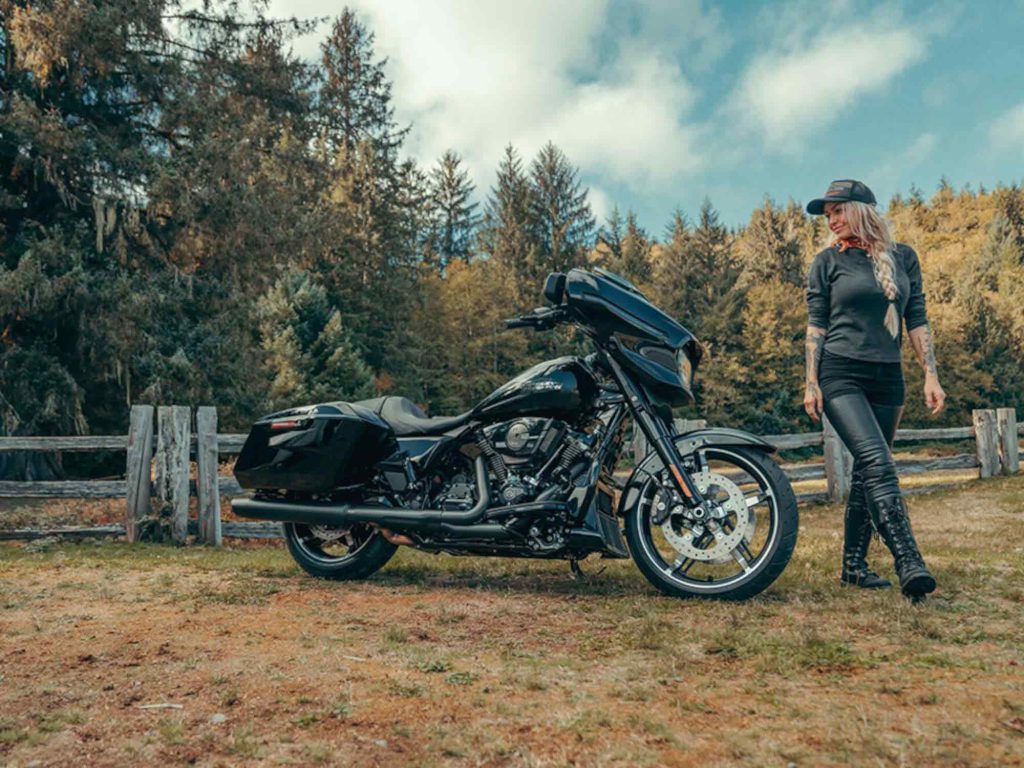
[3,3,1023,479]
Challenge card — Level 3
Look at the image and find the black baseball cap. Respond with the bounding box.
[806,179,877,215]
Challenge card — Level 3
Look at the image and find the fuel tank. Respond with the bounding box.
[472,357,599,422]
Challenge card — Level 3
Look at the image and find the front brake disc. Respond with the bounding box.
[659,470,754,562]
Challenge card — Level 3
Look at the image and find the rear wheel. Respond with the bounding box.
[284,521,397,581]
[624,446,798,600]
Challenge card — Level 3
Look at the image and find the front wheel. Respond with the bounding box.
[284,521,397,581]
[624,446,798,600]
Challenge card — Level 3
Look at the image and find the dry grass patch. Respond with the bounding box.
[1,474,1022,766]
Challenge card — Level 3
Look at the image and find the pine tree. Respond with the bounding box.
[648,209,691,315]
[479,144,535,296]
[426,150,479,270]
[318,9,406,157]
[395,159,433,268]
[730,279,808,433]
[311,10,421,389]
[317,139,417,381]
[989,187,1024,360]
[527,142,595,285]
[257,269,375,408]
[735,198,803,287]
[651,201,742,345]
[781,199,823,267]
[597,207,625,265]
[602,211,651,287]
[648,201,745,424]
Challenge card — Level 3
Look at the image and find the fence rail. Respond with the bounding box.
[0,406,1019,543]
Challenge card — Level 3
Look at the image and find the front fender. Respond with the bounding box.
[617,427,775,516]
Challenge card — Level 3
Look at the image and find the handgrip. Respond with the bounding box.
[505,306,564,330]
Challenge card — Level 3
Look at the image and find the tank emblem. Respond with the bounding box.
[530,381,561,391]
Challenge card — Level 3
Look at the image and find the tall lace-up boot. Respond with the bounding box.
[840,481,891,589]
[871,495,936,598]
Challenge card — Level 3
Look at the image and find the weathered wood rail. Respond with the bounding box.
[0,406,1019,543]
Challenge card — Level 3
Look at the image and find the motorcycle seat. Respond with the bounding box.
[354,396,471,437]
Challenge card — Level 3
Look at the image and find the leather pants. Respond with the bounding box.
[831,397,904,509]
[825,392,905,526]
[819,350,905,508]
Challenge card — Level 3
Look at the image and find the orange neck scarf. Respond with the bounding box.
[837,237,870,252]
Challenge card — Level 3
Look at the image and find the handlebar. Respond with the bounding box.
[504,306,567,331]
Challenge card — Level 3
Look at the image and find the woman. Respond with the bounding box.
[803,179,945,600]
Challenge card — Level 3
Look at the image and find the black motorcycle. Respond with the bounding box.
[233,268,798,599]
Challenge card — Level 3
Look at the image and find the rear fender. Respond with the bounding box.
[617,428,775,516]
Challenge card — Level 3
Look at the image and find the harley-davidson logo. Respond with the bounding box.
[530,381,561,391]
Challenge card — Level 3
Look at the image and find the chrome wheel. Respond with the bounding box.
[625,446,798,599]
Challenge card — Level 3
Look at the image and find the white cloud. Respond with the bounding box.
[729,24,928,150]
[586,185,615,224]
[867,132,938,195]
[518,47,704,186]
[990,102,1024,154]
[268,0,720,197]
[904,132,938,164]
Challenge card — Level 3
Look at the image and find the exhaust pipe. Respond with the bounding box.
[231,456,492,530]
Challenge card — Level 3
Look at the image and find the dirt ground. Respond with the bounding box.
[1,475,1023,767]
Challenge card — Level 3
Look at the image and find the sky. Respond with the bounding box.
[267,0,1024,232]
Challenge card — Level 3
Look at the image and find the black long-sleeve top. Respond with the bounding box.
[806,243,928,363]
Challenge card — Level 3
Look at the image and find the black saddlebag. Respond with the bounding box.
[234,402,398,493]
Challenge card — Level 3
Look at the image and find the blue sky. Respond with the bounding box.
[271,0,1024,232]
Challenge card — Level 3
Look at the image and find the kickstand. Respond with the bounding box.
[569,557,606,581]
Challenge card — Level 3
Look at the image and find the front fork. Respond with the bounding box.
[600,350,706,509]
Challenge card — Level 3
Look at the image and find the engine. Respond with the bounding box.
[481,418,571,505]
[428,418,591,512]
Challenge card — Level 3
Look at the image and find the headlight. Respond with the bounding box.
[677,349,694,391]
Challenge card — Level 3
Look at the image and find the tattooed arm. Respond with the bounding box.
[803,326,827,421]
[908,324,945,415]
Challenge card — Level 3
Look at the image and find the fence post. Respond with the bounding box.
[157,405,192,544]
[822,414,851,503]
[996,408,1019,475]
[196,406,222,546]
[125,405,154,542]
[973,409,998,479]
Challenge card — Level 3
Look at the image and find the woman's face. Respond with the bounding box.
[824,202,854,241]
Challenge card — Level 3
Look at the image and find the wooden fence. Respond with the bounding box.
[0,405,1020,544]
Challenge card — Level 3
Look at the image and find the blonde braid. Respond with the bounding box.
[868,249,900,337]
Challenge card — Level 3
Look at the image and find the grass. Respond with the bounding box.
[0,474,1023,766]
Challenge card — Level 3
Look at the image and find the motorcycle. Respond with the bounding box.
[232,267,798,599]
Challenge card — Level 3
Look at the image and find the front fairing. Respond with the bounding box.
[563,269,702,404]
[613,337,699,405]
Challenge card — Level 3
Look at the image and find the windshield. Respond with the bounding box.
[563,268,695,349]
[593,267,645,298]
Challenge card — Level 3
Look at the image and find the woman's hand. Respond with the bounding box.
[924,374,945,416]
[909,325,944,415]
[804,381,823,421]
[803,326,827,422]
